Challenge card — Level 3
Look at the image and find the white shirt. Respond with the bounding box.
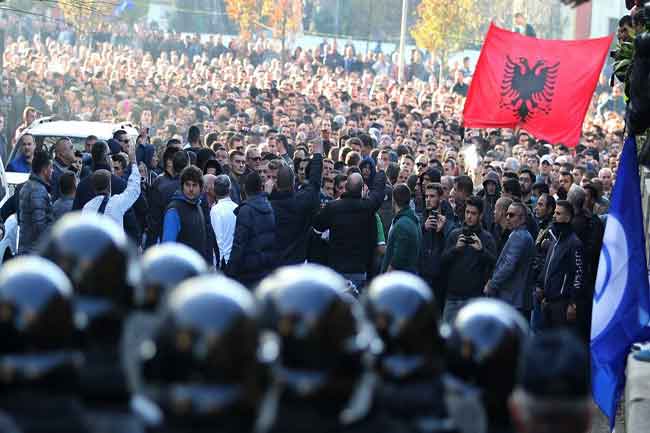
[210,196,237,264]
[82,163,141,227]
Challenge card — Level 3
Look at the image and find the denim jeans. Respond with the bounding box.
[443,299,469,324]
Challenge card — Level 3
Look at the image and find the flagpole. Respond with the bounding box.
[398,0,408,83]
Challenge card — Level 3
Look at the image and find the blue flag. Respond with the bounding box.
[591,135,650,428]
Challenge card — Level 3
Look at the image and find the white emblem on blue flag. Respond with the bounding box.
[591,136,650,430]
[592,215,628,339]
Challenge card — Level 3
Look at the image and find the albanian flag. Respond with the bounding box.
[463,24,613,146]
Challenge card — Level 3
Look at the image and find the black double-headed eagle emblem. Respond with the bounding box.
[500,56,560,122]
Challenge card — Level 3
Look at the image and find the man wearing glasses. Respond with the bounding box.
[485,201,536,321]
[245,145,262,176]
[106,129,129,155]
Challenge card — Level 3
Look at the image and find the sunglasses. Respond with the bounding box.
[416,163,427,167]
[119,138,129,143]
[250,156,262,162]
[506,212,521,219]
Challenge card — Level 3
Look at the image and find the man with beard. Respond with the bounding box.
[441,196,497,323]
[537,200,584,330]
[557,171,573,200]
[518,168,535,210]
[532,193,556,331]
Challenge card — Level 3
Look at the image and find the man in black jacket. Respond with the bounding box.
[228,171,276,287]
[72,141,144,243]
[538,200,584,330]
[144,148,186,247]
[419,183,454,313]
[567,185,603,340]
[270,140,323,267]
[440,196,497,323]
[313,159,387,289]
[532,193,555,331]
[480,171,500,231]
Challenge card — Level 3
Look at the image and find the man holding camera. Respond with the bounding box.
[441,196,497,323]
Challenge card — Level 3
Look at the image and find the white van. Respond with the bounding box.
[8,117,139,163]
[1,118,140,262]
[0,160,28,262]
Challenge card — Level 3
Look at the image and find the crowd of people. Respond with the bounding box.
[0,11,627,433]
[2,18,620,327]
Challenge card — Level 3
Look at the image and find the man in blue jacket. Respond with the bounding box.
[7,133,35,173]
[485,201,536,319]
[227,171,276,287]
[162,165,208,260]
[145,149,186,247]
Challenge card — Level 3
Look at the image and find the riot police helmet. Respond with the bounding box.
[445,299,529,423]
[136,274,270,430]
[38,212,140,345]
[365,272,444,382]
[138,243,208,310]
[255,264,380,408]
[0,256,83,389]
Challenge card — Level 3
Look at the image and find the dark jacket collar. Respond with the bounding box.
[341,191,362,199]
[92,161,111,172]
[29,173,51,190]
[171,190,200,206]
[394,206,417,221]
[270,189,293,200]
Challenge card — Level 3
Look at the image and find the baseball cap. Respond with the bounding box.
[540,155,554,165]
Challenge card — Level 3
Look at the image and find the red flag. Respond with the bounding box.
[463,24,613,146]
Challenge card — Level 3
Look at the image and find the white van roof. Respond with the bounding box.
[24,118,139,141]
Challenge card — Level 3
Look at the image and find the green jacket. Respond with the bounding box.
[381,207,422,273]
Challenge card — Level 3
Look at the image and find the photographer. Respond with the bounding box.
[441,195,497,323]
[419,183,455,313]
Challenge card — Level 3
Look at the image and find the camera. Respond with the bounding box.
[461,226,474,244]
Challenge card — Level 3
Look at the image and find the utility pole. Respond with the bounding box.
[335,0,340,36]
[397,0,408,83]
